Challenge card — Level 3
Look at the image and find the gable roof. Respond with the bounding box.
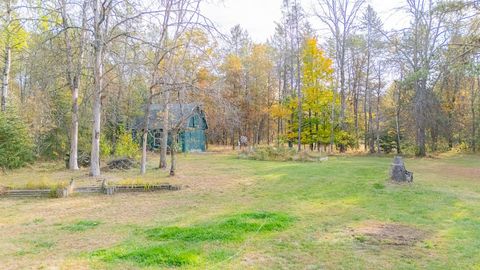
[132,103,207,130]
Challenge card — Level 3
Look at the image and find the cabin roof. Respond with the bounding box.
[133,103,207,130]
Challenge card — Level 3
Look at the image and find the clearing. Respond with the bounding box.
[0,152,479,269]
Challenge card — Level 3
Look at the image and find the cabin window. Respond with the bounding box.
[189,116,196,128]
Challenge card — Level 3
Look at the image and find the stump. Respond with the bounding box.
[390,156,413,182]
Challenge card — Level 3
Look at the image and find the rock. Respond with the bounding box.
[390,156,413,182]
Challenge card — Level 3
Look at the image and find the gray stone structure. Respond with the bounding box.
[390,156,413,182]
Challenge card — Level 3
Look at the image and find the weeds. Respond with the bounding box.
[62,220,101,232]
[239,146,327,162]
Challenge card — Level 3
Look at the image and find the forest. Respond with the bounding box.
[0,0,479,173]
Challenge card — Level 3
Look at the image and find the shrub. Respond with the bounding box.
[239,146,296,161]
[100,134,113,159]
[0,112,35,169]
[114,131,139,158]
[239,146,327,162]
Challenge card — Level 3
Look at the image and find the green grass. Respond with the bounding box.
[61,220,101,232]
[92,212,293,267]
[1,152,479,269]
[146,211,293,242]
[92,244,201,267]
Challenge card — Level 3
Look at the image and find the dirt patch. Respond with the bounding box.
[350,221,427,246]
[419,164,480,182]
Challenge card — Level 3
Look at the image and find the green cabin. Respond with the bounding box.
[133,104,208,152]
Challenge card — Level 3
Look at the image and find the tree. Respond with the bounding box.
[301,37,334,149]
[1,0,27,112]
[314,0,365,152]
[58,0,88,170]
[388,0,449,156]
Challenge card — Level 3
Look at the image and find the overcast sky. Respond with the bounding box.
[202,0,408,42]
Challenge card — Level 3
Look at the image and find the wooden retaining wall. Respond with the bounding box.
[0,180,181,199]
[3,189,52,198]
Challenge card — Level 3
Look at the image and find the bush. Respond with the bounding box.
[239,146,297,161]
[239,146,327,162]
[100,134,113,159]
[114,132,139,158]
[0,112,35,169]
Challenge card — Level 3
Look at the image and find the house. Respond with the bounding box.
[132,103,208,152]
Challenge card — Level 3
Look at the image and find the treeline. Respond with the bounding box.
[209,0,480,157]
[0,0,479,173]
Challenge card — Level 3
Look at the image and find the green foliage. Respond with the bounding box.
[0,13,29,52]
[100,134,113,159]
[0,112,35,169]
[379,131,399,154]
[271,37,358,150]
[61,220,101,232]
[334,129,357,150]
[114,128,139,158]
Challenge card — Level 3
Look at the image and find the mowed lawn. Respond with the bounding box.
[0,152,479,269]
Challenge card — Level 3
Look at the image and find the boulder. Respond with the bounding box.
[390,156,413,182]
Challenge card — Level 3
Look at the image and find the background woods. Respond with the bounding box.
[1,0,480,172]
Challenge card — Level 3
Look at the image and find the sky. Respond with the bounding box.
[202,0,408,42]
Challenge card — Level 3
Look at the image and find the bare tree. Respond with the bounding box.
[385,0,449,156]
[314,0,365,151]
[139,0,216,174]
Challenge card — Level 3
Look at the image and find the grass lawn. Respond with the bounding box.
[0,152,479,269]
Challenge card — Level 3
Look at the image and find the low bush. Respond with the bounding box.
[114,131,139,159]
[239,146,296,161]
[239,146,327,162]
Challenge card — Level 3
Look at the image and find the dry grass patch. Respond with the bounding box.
[350,221,428,246]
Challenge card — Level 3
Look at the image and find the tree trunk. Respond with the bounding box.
[1,45,11,112]
[414,79,427,157]
[416,126,426,157]
[395,83,402,154]
[159,103,169,169]
[89,0,104,177]
[62,0,87,170]
[69,86,80,170]
[1,1,11,112]
[141,99,152,174]
[471,78,478,152]
[376,69,381,153]
[169,132,178,176]
[330,88,336,153]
